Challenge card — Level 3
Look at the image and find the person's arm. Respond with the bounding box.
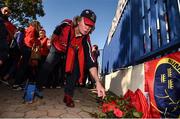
[83,37,106,98]
[89,67,106,99]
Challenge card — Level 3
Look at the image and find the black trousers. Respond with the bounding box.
[14,45,31,85]
[37,45,65,89]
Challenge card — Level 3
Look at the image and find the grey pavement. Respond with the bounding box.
[0,82,101,118]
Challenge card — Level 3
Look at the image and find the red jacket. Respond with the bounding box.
[65,34,85,84]
[4,20,17,44]
[24,25,37,48]
[52,19,72,53]
[39,37,49,56]
[53,19,96,84]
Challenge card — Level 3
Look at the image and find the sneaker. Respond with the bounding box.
[56,86,61,89]
[42,86,46,89]
[12,85,22,90]
[12,84,19,88]
[13,86,23,91]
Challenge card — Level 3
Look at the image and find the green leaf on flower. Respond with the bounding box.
[132,111,143,117]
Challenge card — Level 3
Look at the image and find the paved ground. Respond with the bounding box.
[0,82,101,118]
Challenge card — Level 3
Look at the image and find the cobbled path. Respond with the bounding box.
[0,83,100,118]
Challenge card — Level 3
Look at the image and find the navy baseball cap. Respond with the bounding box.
[80,9,96,26]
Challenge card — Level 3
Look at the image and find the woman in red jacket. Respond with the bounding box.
[37,9,106,107]
[64,9,106,107]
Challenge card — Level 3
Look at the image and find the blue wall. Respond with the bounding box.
[102,0,180,75]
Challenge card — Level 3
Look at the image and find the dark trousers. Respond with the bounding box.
[37,45,65,89]
[64,52,80,97]
[14,45,31,85]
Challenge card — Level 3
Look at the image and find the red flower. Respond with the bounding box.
[102,103,108,113]
[102,101,116,113]
[96,92,143,118]
[114,108,123,118]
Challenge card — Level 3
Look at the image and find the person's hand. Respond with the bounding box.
[96,81,106,99]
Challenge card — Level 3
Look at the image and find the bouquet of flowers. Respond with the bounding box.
[95,92,143,118]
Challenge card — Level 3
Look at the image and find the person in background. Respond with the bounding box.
[1,27,25,82]
[38,29,50,67]
[0,6,16,67]
[38,29,54,88]
[0,6,17,85]
[12,21,41,90]
[92,45,100,69]
[37,9,106,107]
[0,6,9,67]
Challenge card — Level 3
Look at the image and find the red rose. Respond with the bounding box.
[114,108,123,118]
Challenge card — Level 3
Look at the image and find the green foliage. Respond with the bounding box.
[2,0,45,27]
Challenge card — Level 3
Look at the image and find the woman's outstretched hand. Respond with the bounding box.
[96,81,106,99]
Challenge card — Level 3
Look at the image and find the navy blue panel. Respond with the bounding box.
[102,3,131,73]
[150,0,159,50]
[166,0,180,41]
[117,2,131,68]
[102,19,122,73]
[102,40,109,74]
[144,0,152,53]
[131,0,144,64]
[109,22,122,71]
[158,0,168,46]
